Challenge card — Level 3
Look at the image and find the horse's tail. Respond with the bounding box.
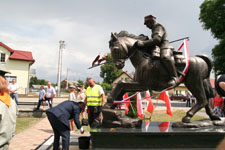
[196,55,215,99]
[196,54,213,78]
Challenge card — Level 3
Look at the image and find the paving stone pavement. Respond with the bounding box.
[9,117,53,150]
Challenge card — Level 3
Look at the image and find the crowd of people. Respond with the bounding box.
[0,71,107,150]
[32,77,105,150]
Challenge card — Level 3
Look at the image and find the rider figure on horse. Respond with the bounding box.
[134,15,179,87]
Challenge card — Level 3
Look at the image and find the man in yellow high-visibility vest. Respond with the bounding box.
[84,78,105,128]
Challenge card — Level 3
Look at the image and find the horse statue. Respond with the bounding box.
[109,30,220,123]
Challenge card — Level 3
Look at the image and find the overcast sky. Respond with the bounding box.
[0,0,217,83]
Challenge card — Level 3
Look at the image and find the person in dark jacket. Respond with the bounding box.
[46,101,85,150]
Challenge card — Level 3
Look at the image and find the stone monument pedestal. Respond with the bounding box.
[91,121,225,149]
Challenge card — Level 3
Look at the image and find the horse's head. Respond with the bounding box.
[109,32,130,69]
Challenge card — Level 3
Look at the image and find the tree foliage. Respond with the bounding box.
[100,53,123,90]
[29,76,48,87]
[212,40,225,74]
[199,0,225,39]
[199,0,225,74]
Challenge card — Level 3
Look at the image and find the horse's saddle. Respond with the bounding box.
[147,46,186,68]
[173,51,186,68]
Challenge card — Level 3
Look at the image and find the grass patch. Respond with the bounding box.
[16,118,42,134]
[144,110,207,122]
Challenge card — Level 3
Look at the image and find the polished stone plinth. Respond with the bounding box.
[90,121,225,149]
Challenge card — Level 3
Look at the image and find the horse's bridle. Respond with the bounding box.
[112,38,137,62]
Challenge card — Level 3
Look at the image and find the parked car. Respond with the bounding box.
[170,94,188,101]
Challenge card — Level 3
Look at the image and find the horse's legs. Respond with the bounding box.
[203,79,221,120]
[205,104,220,120]
[111,80,148,100]
[182,80,208,123]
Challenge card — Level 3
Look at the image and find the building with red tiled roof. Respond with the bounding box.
[113,71,133,88]
[0,42,35,95]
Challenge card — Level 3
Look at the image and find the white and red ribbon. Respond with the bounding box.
[178,39,190,82]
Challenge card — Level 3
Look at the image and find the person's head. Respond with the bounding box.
[78,102,86,112]
[40,85,44,90]
[87,78,95,87]
[0,76,9,94]
[47,82,51,88]
[12,79,16,84]
[144,15,156,29]
[69,85,75,92]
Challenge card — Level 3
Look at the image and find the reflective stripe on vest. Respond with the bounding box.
[86,85,102,106]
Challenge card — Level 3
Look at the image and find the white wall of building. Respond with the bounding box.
[0,45,32,95]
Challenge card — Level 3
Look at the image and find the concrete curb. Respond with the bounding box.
[36,136,53,150]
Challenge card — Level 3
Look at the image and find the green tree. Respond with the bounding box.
[77,80,84,87]
[29,77,38,87]
[29,77,48,87]
[100,53,123,90]
[199,0,225,74]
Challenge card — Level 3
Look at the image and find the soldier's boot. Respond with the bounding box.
[162,58,179,87]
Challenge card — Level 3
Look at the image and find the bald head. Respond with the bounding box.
[48,82,51,88]
[87,78,95,87]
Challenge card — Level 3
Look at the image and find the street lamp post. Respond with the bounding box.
[57,40,65,97]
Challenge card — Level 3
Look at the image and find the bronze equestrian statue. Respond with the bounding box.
[134,15,178,88]
[108,15,221,123]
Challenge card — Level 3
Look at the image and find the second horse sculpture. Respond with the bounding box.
[109,31,220,123]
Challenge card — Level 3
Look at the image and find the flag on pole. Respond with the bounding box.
[92,54,100,67]
[158,122,170,132]
[177,39,190,82]
[145,120,150,131]
[142,120,150,132]
[123,93,130,115]
[158,91,173,116]
[136,92,143,119]
[145,90,154,114]
[112,92,138,105]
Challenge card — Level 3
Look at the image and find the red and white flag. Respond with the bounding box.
[177,39,190,82]
[158,122,170,132]
[158,91,173,116]
[145,90,154,114]
[142,120,150,132]
[123,93,130,115]
[136,92,143,119]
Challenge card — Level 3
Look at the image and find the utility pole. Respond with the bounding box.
[57,40,65,97]
[66,68,69,90]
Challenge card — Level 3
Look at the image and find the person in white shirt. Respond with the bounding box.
[68,85,76,101]
[68,85,86,133]
[74,88,85,103]
[68,85,76,133]
[44,82,56,108]
[8,79,19,105]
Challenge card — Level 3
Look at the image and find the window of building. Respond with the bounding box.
[0,53,6,63]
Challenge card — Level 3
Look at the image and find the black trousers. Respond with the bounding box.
[36,97,52,109]
[46,111,70,150]
[88,106,102,128]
